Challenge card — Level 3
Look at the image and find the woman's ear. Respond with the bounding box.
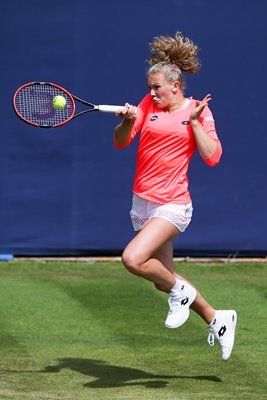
[172,81,180,94]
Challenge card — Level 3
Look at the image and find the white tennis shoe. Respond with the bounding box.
[165,281,197,329]
[207,310,237,361]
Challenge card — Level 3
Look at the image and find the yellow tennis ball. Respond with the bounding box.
[53,95,67,109]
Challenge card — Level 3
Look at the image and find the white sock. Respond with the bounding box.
[171,278,185,292]
[209,311,219,327]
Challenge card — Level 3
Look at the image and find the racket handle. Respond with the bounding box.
[98,105,124,113]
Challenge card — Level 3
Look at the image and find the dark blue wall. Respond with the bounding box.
[1,0,266,256]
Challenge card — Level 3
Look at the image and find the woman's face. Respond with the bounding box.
[147,72,178,109]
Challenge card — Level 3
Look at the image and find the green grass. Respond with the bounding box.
[0,261,266,400]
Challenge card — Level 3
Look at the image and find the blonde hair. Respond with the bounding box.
[147,31,201,91]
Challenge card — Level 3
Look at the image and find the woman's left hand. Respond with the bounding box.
[190,94,212,121]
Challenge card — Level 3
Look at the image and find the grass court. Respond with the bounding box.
[0,261,266,399]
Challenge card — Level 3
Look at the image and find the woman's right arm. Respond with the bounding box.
[114,103,137,148]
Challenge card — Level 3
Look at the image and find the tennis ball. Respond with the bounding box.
[53,95,67,109]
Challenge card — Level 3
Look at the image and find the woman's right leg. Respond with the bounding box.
[152,241,215,324]
[121,217,179,290]
[122,217,197,329]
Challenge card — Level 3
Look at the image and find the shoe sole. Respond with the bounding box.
[221,310,237,361]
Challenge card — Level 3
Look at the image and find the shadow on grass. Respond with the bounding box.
[42,358,222,388]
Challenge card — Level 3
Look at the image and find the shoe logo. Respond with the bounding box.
[150,115,158,121]
[181,297,189,306]
[218,325,227,337]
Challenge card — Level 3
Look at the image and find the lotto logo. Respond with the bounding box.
[181,297,189,306]
[218,325,227,337]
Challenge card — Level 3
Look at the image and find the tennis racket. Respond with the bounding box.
[13,82,124,128]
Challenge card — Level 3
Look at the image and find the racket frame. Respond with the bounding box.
[13,81,123,128]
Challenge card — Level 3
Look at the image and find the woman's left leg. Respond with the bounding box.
[152,234,237,361]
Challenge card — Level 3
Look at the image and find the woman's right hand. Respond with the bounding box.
[116,103,137,121]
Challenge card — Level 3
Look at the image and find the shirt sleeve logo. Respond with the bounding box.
[150,115,158,121]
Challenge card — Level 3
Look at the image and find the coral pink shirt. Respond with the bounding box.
[115,94,222,204]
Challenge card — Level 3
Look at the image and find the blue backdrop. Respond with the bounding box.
[1,0,266,256]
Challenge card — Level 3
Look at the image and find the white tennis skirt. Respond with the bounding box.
[130,194,193,232]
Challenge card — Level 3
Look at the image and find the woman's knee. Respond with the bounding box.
[121,249,146,275]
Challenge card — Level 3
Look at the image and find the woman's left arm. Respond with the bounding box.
[190,94,221,164]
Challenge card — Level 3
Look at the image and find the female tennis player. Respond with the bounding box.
[113,32,237,361]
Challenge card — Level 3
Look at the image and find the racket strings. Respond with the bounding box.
[14,84,74,127]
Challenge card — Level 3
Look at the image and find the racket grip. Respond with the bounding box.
[98,105,124,113]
